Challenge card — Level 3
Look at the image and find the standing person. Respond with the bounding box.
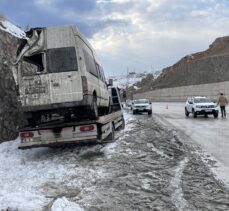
[217,93,228,118]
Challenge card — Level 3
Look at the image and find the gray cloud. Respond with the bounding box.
[32,0,229,75]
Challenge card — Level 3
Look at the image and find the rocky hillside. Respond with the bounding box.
[135,36,229,93]
[0,18,25,141]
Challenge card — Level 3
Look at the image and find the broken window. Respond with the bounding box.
[21,60,39,76]
[21,53,44,76]
[46,47,78,73]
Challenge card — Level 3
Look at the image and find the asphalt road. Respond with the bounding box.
[152,102,229,187]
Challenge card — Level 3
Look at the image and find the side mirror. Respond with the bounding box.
[150,102,152,104]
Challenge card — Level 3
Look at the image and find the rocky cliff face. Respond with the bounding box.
[0,20,25,141]
[135,36,229,93]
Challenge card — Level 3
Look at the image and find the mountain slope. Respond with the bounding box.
[135,36,229,93]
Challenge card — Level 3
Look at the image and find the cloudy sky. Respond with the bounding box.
[1,0,229,76]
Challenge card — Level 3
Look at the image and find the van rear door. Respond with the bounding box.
[46,47,83,104]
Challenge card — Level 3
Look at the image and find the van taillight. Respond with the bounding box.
[81,76,88,94]
[80,125,94,132]
[20,132,34,138]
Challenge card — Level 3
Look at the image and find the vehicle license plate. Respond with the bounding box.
[205,109,212,112]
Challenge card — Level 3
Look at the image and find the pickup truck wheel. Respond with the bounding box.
[192,109,197,118]
[213,112,218,118]
[91,96,98,120]
[185,107,189,117]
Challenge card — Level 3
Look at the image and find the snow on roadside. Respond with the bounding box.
[196,149,229,188]
[51,197,84,211]
[0,138,102,210]
[0,20,26,39]
[169,157,190,211]
[102,111,134,157]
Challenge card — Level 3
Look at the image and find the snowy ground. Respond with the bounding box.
[1,110,229,210]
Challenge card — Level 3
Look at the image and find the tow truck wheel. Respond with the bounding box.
[185,107,189,117]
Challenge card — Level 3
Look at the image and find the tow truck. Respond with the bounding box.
[18,87,125,149]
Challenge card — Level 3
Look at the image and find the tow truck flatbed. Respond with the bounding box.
[19,110,123,131]
[18,87,125,149]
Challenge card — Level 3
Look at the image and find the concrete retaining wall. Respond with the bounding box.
[134,81,229,102]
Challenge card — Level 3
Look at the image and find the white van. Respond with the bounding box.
[14,25,110,125]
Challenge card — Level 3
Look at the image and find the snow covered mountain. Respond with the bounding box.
[108,71,161,90]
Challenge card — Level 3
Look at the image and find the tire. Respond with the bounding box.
[192,110,197,118]
[91,95,98,120]
[133,110,136,115]
[213,112,218,118]
[185,107,189,117]
[148,110,152,115]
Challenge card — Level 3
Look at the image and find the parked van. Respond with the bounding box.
[14,25,110,125]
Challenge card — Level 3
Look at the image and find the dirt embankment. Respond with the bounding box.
[135,36,229,93]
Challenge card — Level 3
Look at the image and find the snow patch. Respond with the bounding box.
[0,138,97,209]
[108,72,147,89]
[51,197,84,211]
[170,157,190,211]
[197,150,229,188]
[0,20,26,39]
[146,143,172,159]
